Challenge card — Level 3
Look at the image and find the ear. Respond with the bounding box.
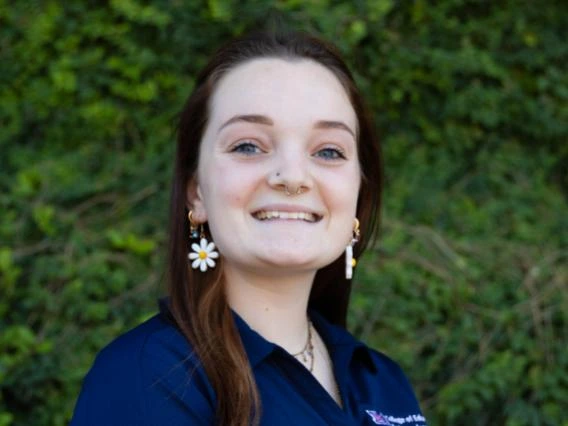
[185,177,207,223]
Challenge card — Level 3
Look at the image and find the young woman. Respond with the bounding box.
[71,30,427,426]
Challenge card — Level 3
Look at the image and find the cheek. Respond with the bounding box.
[322,168,361,211]
[201,162,257,211]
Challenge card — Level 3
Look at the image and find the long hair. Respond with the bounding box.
[167,30,382,426]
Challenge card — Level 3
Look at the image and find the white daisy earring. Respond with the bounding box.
[187,211,219,272]
[345,218,360,279]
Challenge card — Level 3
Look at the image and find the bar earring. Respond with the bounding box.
[345,218,360,279]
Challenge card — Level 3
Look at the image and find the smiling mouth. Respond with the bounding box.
[252,211,321,223]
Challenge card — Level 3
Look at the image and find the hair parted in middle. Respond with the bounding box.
[167,29,382,426]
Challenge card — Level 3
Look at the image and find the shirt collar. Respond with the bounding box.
[232,308,377,374]
[159,298,375,374]
[231,309,276,367]
[309,309,377,374]
[158,298,277,367]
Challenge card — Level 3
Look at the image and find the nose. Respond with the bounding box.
[267,149,312,196]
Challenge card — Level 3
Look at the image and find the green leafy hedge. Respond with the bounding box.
[1,1,566,425]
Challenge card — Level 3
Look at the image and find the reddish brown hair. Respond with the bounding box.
[168,30,382,425]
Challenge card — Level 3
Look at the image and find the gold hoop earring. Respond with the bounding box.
[188,211,199,239]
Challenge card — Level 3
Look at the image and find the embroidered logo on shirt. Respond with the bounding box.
[365,410,427,425]
[365,411,393,425]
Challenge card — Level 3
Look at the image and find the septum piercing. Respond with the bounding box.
[276,172,304,195]
[285,185,305,196]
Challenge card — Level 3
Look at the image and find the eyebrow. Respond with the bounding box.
[314,120,356,138]
[218,114,356,138]
[218,115,273,132]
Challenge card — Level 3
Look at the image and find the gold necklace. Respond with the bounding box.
[291,319,314,372]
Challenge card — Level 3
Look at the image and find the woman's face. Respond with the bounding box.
[189,58,361,275]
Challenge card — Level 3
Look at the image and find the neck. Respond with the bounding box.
[224,264,316,353]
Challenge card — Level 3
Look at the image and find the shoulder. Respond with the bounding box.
[366,348,420,399]
[355,346,427,422]
[70,315,165,425]
[92,314,171,371]
[345,336,428,423]
[71,314,216,426]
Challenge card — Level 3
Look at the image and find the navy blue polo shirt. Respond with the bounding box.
[71,301,427,425]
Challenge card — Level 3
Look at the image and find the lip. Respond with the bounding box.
[251,203,323,215]
[250,204,324,222]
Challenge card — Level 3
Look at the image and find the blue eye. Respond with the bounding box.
[230,141,263,155]
[315,147,346,160]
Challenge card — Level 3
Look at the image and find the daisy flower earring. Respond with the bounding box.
[187,211,219,272]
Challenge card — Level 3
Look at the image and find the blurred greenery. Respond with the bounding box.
[0,1,566,425]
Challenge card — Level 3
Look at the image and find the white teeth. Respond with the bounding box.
[253,211,317,222]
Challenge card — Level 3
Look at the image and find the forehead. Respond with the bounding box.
[208,58,357,130]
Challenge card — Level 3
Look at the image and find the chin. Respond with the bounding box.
[257,251,335,271]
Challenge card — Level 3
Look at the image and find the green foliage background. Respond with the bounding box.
[1,1,566,425]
